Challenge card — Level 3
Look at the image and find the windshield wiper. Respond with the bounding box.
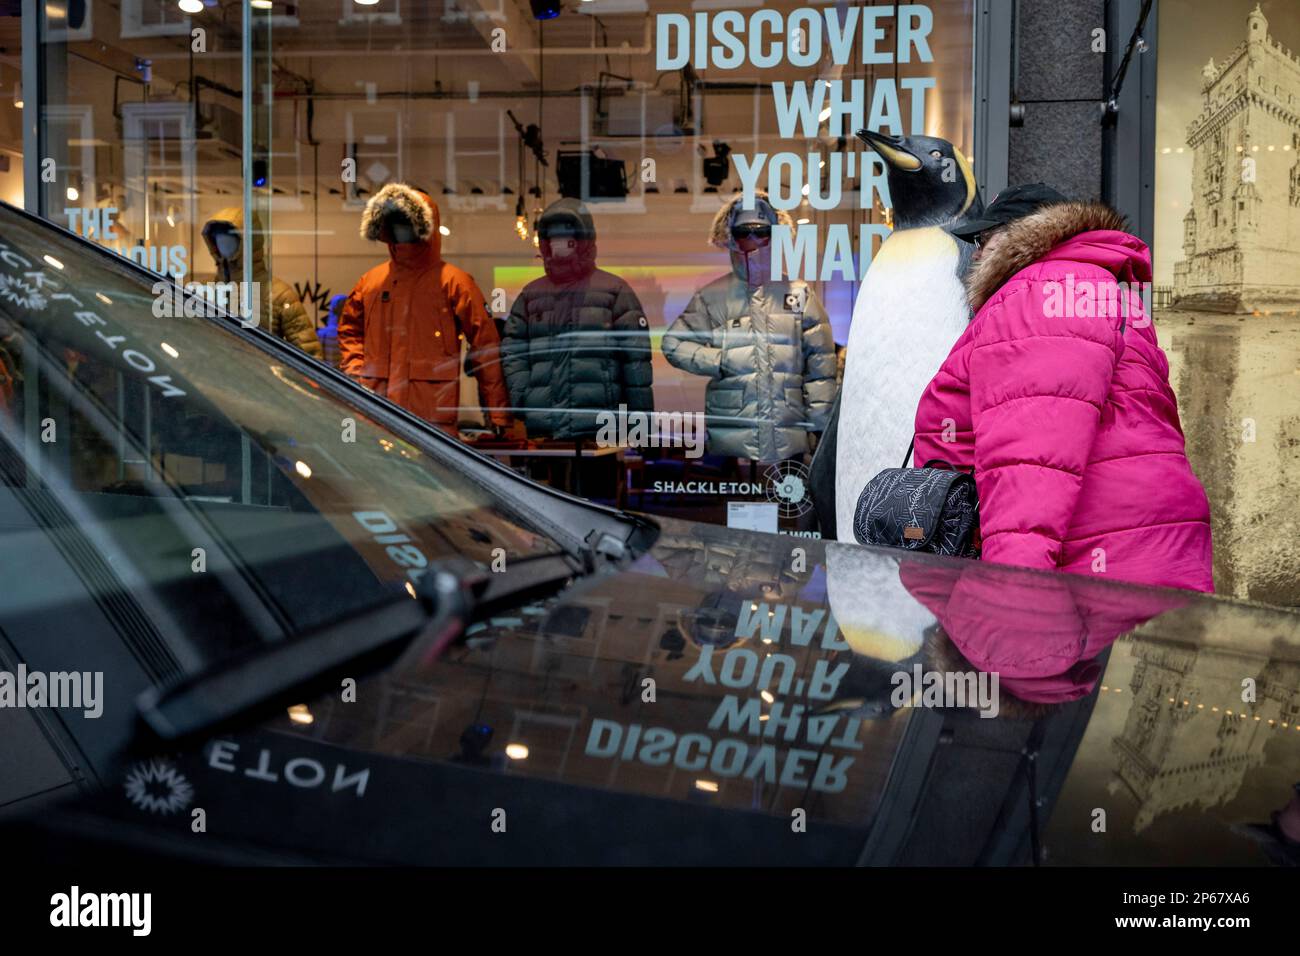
[136,552,586,743]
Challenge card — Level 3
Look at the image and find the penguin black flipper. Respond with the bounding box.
[810,391,840,539]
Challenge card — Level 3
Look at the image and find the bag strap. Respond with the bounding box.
[901,437,915,470]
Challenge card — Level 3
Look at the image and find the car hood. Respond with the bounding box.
[20,518,1300,865]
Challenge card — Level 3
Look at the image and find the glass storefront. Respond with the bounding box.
[15,0,977,537]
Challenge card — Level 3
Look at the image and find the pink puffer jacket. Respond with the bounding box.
[913,202,1213,592]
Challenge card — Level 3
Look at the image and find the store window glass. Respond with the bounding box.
[27,0,244,283]
[1153,0,1300,606]
[26,0,976,539]
[0,203,554,653]
[1,10,20,208]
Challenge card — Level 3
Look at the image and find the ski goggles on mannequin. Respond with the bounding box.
[201,220,242,261]
[539,222,584,258]
[730,223,771,242]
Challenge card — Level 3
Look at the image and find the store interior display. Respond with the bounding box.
[662,191,835,464]
[201,206,322,358]
[4,0,980,534]
[339,183,511,436]
[501,197,654,442]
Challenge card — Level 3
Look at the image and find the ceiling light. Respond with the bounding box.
[354,0,381,5]
[12,82,22,110]
[250,0,274,9]
[160,342,179,358]
[287,704,313,725]
[43,255,64,270]
[505,743,530,760]
[66,186,79,201]
[294,460,312,478]
[439,224,451,237]
[178,0,204,13]
[694,780,719,793]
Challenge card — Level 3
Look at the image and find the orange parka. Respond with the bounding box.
[339,184,510,430]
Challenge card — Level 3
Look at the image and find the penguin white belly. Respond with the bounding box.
[835,226,969,541]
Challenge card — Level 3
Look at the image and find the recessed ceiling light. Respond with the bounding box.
[178,0,204,13]
[251,0,274,9]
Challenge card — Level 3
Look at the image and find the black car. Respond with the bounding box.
[1,202,1298,866]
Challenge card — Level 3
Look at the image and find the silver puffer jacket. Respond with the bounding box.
[662,193,837,461]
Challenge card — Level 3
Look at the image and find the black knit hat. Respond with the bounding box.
[949,183,1068,242]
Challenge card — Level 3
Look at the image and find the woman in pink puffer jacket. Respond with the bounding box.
[914,199,1214,592]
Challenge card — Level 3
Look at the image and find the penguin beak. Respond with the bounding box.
[856,128,923,172]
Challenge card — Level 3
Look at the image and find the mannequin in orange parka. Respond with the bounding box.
[340,183,511,433]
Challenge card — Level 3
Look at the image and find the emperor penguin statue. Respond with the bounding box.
[810,129,982,540]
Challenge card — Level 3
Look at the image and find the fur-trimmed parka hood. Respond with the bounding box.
[708,191,795,248]
[361,183,440,262]
[964,200,1141,313]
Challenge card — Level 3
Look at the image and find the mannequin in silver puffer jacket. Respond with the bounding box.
[662,192,836,461]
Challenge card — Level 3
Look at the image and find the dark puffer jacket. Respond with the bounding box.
[501,199,654,439]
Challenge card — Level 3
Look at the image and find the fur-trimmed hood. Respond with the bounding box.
[965,201,1134,312]
[361,182,439,243]
[708,190,795,248]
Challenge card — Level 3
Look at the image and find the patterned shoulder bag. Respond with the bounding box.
[851,439,981,558]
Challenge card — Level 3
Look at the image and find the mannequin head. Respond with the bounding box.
[379,209,419,245]
[360,183,440,265]
[537,199,598,283]
[202,220,241,265]
[201,218,244,282]
[726,197,779,286]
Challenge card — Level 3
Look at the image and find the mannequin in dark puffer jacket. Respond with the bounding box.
[501,199,653,439]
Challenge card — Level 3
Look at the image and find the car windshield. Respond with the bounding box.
[0,205,558,668]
